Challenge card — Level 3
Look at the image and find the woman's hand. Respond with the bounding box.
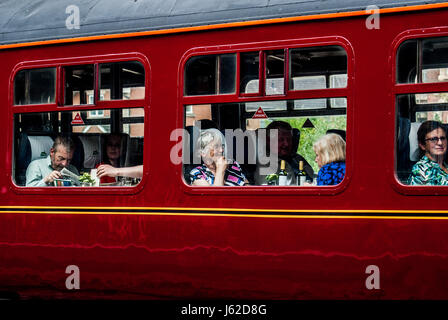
[213,156,228,186]
[97,164,118,178]
[215,156,228,173]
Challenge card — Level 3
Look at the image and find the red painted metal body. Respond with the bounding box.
[1,9,448,299]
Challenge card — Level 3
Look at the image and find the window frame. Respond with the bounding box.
[9,53,150,195]
[179,37,354,195]
[392,27,448,195]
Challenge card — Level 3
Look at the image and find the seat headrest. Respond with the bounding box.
[326,129,346,142]
[79,135,102,168]
[27,136,54,162]
[409,122,422,162]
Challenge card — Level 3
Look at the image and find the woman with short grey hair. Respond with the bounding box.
[189,128,248,186]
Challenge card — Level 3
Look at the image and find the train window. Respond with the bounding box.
[289,46,347,90]
[14,68,56,105]
[396,35,448,187]
[13,107,144,187]
[99,61,145,100]
[183,44,349,188]
[184,54,236,96]
[265,50,285,95]
[64,65,95,105]
[183,99,346,187]
[396,92,448,185]
[397,37,448,84]
[240,52,260,94]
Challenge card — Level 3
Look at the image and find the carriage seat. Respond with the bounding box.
[15,134,54,186]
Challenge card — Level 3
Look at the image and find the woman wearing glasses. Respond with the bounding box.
[189,128,248,186]
[408,120,448,185]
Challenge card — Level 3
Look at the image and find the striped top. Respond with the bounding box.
[189,160,247,186]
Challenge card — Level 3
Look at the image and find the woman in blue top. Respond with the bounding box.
[313,133,346,186]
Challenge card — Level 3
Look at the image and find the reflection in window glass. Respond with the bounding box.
[330,74,348,88]
[292,97,347,110]
[422,37,448,74]
[265,50,284,95]
[14,68,56,105]
[330,98,347,108]
[13,108,144,187]
[219,55,236,94]
[65,65,94,105]
[292,76,325,90]
[184,54,236,96]
[289,45,347,90]
[294,99,326,110]
[397,37,448,84]
[422,68,448,83]
[99,61,145,100]
[396,39,417,84]
[415,92,448,104]
[183,102,346,187]
[245,100,287,112]
[240,52,259,94]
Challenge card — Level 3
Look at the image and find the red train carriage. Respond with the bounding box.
[1,0,448,299]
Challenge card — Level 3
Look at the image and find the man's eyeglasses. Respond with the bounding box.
[425,136,447,143]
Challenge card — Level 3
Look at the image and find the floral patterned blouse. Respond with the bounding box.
[408,155,448,186]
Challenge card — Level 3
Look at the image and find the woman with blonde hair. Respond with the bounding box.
[313,133,346,185]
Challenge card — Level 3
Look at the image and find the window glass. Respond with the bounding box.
[99,61,145,100]
[397,37,448,84]
[294,99,326,110]
[240,52,259,94]
[184,54,236,96]
[14,68,56,105]
[396,39,417,84]
[422,37,448,82]
[396,93,448,185]
[291,75,326,91]
[219,55,236,94]
[183,101,346,187]
[415,92,448,104]
[245,100,287,112]
[13,107,144,187]
[64,65,94,105]
[289,46,347,90]
[265,50,284,95]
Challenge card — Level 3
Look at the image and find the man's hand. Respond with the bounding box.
[43,170,62,185]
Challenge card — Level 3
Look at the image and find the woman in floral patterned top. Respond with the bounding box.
[408,120,448,185]
[313,133,346,186]
[190,128,248,186]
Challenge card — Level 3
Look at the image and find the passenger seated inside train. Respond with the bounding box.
[189,129,248,186]
[25,135,79,187]
[408,120,448,185]
[254,121,314,185]
[96,133,143,183]
[312,133,346,186]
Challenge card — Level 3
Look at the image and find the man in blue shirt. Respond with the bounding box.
[26,135,79,187]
